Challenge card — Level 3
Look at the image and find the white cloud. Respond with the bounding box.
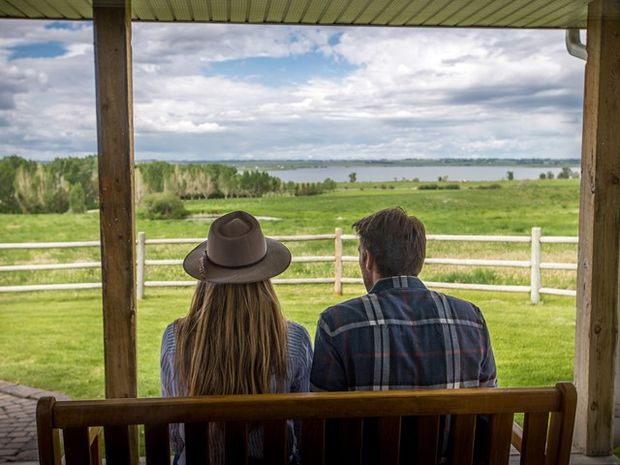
[0,19,585,161]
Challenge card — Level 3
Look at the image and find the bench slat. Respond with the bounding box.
[63,427,91,465]
[326,418,363,465]
[263,420,288,465]
[300,419,325,465]
[520,412,549,465]
[144,423,170,465]
[225,421,248,465]
[451,414,477,465]
[546,383,577,465]
[377,416,401,465]
[185,422,210,465]
[104,425,131,465]
[415,415,440,465]
[487,413,514,465]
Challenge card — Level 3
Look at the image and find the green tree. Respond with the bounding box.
[69,183,87,213]
[506,171,514,181]
[140,192,189,220]
[348,172,357,183]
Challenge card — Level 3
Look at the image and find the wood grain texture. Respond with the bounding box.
[574,0,620,455]
[35,397,59,465]
[36,386,576,465]
[144,423,171,465]
[93,0,137,403]
[520,412,549,465]
[63,427,91,465]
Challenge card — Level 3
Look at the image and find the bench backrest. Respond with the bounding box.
[36,382,576,465]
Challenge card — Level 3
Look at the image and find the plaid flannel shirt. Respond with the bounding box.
[310,276,497,392]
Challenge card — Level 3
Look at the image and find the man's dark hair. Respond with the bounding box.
[353,207,426,277]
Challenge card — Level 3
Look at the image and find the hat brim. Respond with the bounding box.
[183,237,291,284]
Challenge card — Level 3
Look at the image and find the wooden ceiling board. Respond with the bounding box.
[283,0,309,23]
[297,0,329,23]
[371,0,425,26]
[169,0,193,20]
[0,0,27,17]
[6,0,44,17]
[229,0,251,22]
[426,0,482,26]
[210,0,228,21]
[453,0,513,27]
[538,4,587,28]
[131,1,155,20]
[524,1,588,28]
[264,0,290,22]
[315,0,352,24]
[247,0,269,22]
[509,0,571,27]
[151,0,175,20]
[390,0,437,26]
[0,0,592,27]
[336,0,374,24]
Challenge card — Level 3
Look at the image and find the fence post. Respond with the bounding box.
[530,227,541,304]
[137,232,146,300]
[334,227,343,295]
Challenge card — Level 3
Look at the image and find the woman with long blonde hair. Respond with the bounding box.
[160,211,312,464]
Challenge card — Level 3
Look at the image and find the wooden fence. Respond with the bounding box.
[0,227,577,303]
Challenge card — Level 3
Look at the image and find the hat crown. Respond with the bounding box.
[206,211,267,268]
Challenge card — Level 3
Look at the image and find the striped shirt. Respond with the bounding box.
[310,276,497,392]
[161,320,313,465]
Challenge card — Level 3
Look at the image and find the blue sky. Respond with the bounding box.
[0,21,585,161]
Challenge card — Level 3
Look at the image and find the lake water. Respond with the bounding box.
[266,165,579,183]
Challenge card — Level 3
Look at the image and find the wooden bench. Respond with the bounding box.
[36,382,576,465]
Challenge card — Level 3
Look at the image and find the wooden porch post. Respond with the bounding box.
[574,0,620,455]
[93,0,137,403]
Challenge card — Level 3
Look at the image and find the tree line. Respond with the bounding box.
[0,156,336,214]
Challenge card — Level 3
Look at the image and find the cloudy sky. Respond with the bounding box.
[0,19,585,161]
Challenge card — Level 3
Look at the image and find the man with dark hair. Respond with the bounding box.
[310,207,496,392]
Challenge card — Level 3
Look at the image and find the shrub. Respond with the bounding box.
[140,192,189,220]
[419,184,439,190]
[476,184,502,190]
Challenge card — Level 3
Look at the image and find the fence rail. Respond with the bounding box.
[0,227,578,302]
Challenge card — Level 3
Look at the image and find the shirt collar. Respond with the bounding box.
[368,276,427,294]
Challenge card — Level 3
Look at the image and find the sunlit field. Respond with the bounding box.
[0,179,579,399]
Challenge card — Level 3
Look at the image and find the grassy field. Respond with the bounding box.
[0,179,579,399]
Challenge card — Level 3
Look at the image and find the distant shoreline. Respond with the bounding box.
[165,158,581,171]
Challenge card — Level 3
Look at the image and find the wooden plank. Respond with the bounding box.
[185,422,210,465]
[35,397,59,465]
[487,413,513,465]
[520,412,548,465]
[144,423,171,465]
[326,418,363,465]
[104,425,131,465]
[225,421,248,465]
[415,415,440,465]
[92,4,138,461]
[546,383,577,465]
[574,0,620,456]
[263,420,288,465]
[300,419,325,465]
[377,417,401,465]
[64,427,91,465]
[450,414,476,465]
[52,388,561,427]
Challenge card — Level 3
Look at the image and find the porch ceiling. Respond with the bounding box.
[0,0,592,28]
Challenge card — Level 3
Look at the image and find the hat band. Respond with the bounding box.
[200,249,267,276]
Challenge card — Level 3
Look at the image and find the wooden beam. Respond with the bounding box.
[574,0,620,455]
[93,1,136,399]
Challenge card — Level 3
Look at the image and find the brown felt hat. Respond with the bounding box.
[183,211,291,284]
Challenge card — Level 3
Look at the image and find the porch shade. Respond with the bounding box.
[0,0,591,28]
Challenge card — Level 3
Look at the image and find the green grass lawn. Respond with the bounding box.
[0,179,579,398]
[0,286,574,399]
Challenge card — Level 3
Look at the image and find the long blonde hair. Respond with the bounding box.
[174,280,288,396]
